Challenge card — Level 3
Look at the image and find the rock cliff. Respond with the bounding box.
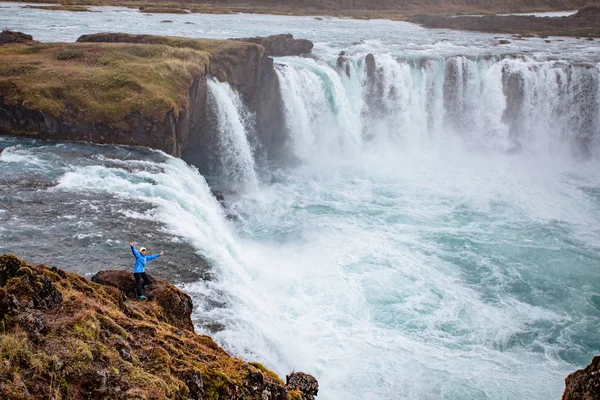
[563,356,600,400]
[0,254,318,400]
[0,31,313,169]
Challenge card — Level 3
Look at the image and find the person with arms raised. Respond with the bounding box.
[129,242,163,299]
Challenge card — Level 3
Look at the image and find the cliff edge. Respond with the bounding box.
[563,356,600,400]
[0,31,313,164]
[0,254,317,400]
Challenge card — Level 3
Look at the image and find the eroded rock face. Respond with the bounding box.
[286,372,319,400]
[563,356,600,400]
[232,34,314,57]
[91,269,194,331]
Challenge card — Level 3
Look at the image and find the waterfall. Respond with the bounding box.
[274,57,363,160]
[275,54,600,159]
[206,78,259,190]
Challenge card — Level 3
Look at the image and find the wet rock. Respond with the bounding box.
[286,372,319,400]
[498,39,511,45]
[563,356,600,400]
[365,53,376,79]
[181,371,204,400]
[91,270,194,331]
[161,20,173,23]
[337,51,352,77]
[211,189,225,204]
[231,34,314,56]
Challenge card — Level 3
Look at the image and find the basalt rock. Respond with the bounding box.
[232,34,314,57]
[286,372,319,400]
[0,254,319,400]
[563,356,600,400]
[337,51,352,77]
[91,269,194,331]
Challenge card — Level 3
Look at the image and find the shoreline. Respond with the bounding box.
[0,0,593,21]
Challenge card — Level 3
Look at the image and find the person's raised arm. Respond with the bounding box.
[147,251,164,262]
[130,242,140,257]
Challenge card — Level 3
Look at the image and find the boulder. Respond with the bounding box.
[0,30,34,45]
[91,270,194,331]
[337,51,352,77]
[286,372,319,400]
[231,34,314,57]
[563,356,600,400]
[365,53,376,79]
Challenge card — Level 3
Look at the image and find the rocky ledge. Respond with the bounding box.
[0,30,313,166]
[0,254,318,400]
[410,6,600,38]
[563,356,600,400]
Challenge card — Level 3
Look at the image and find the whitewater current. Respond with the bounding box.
[2,4,600,399]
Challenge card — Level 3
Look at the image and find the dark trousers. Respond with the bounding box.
[134,272,151,296]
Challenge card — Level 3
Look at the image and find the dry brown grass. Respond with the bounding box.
[0,41,210,124]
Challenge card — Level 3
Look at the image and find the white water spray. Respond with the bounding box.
[206,78,259,190]
[276,54,600,159]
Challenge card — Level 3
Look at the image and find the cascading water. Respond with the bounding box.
[3,6,600,400]
[275,54,600,159]
[205,78,259,190]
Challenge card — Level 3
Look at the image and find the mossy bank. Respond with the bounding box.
[0,31,313,165]
[0,254,318,400]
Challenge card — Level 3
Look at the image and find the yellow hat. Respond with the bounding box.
[140,247,147,252]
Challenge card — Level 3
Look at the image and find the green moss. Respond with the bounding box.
[249,362,284,385]
[287,389,303,400]
[97,314,128,338]
[67,339,94,372]
[201,370,233,400]
[72,316,100,340]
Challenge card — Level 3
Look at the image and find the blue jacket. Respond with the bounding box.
[131,246,160,273]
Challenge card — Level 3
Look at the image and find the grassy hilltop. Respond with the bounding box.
[0,35,251,126]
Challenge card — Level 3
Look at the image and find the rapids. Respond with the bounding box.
[2,4,600,399]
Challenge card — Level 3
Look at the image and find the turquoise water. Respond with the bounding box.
[2,4,600,399]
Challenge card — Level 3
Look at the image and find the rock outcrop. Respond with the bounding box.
[232,34,314,57]
[410,7,600,38]
[0,31,313,170]
[286,372,319,400]
[0,254,319,400]
[563,356,600,400]
[91,270,194,331]
[0,29,35,45]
